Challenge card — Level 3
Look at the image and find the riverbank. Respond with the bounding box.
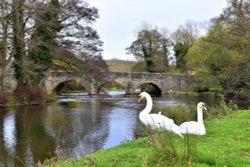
[0,92,57,107]
[43,109,250,167]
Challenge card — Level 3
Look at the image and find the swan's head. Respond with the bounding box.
[198,102,207,110]
[137,92,149,102]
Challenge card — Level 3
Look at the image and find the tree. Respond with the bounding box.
[1,0,106,88]
[186,0,250,101]
[126,24,170,72]
[12,0,26,83]
[172,42,192,71]
[0,0,12,69]
[28,0,60,85]
[171,21,200,72]
[57,0,103,57]
[0,0,13,90]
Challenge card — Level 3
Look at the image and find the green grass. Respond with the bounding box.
[105,59,136,72]
[43,110,250,167]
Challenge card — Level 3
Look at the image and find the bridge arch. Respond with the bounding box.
[43,74,94,95]
[97,81,126,94]
[42,72,195,95]
[53,80,87,95]
[134,82,162,95]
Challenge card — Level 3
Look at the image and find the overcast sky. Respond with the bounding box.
[89,0,228,61]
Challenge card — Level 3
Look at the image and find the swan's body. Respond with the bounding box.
[179,102,207,135]
[138,92,183,138]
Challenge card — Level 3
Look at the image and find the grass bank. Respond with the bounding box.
[43,110,250,167]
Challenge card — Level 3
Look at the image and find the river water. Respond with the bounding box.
[0,91,230,166]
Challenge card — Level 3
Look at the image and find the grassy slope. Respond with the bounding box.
[44,110,250,167]
[105,59,136,72]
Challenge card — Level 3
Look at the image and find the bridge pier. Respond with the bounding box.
[2,71,197,95]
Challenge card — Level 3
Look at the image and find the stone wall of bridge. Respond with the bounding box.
[108,72,196,94]
[1,71,196,95]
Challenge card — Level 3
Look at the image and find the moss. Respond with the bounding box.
[44,94,57,103]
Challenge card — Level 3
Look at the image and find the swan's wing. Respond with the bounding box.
[179,121,199,134]
[149,114,178,129]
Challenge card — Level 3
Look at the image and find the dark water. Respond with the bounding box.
[0,91,242,166]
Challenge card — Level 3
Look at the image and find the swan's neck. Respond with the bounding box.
[140,94,153,115]
[197,107,203,124]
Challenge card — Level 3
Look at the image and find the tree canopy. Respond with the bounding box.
[126,24,170,72]
[186,0,250,101]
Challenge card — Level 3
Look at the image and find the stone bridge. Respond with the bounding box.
[42,72,196,95]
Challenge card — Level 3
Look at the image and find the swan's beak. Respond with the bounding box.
[203,106,207,110]
[137,96,143,102]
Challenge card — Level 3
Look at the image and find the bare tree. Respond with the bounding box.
[126,23,171,72]
[171,21,200,44]
[171,21,201,71]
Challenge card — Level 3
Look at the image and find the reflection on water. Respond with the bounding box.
[0,91,236,166]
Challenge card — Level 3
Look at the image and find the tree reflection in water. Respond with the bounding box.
[0,92,229,167]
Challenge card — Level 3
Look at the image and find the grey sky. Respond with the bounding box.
[90,0,227,60]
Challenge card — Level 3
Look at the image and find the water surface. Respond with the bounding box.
[0,91,223,166]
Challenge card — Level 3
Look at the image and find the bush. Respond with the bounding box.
[147,130,182,166]
[153,105,193,125]
[209,87,224,94]
[15,82,44,105]
[0,92,8,107]
[208,99,238,118]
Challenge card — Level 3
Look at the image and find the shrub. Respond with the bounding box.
[0,92,8,107]
[147,129,182,166]
[15,82,44,105]
[148,105,199,165]
[209,87,224,94]
[153,104,193,125]
[208,99,238,118]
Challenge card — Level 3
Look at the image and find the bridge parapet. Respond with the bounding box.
[2,71,196,95]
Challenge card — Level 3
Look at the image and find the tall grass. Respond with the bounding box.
[147,100,238,166]
[208,99,238,118]
[147,105,199,166]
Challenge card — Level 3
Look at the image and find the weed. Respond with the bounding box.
[208,98,238,118]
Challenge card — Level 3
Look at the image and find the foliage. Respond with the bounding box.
[207,99,238,118]
[126,24,170,72]
[1,0,107,104]
[172,42,192,72]
[208,87,224,95]
[28,0,59,85]
[61,81,86,93]
[131,61,147,72]
[186,0,250,101]
[171,21,200,72]
[99,82,124,91]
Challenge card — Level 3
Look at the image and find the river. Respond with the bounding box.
[0,91,231,166]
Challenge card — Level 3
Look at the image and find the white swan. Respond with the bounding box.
[179,102,207,135]
[138,92,183,138]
